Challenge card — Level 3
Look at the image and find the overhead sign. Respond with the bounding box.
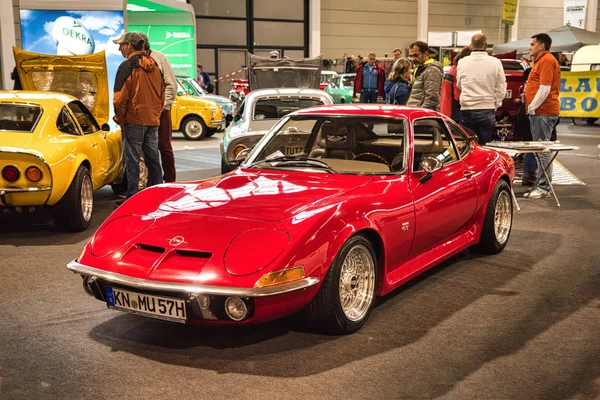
[564,0,587,29]
[129,24,195,78]
[502,0,519,25]
[560,71,600,117]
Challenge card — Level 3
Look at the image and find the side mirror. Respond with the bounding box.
[225,114,233,123]
[235,147,251,162]
[419,157,443,184]
[101,123,110,132]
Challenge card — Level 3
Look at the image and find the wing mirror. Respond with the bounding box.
[101,123,110,132]
[235,148,252,162]
[225,114,234,123]
[419,157,443,184]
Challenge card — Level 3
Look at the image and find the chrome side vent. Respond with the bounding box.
[137,244,166,253]
[175,250,212,258]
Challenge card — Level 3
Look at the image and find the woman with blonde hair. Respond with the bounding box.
[384,58,412,105]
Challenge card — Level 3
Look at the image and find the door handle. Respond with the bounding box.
[91,142,97,147]
[464,170,475,178]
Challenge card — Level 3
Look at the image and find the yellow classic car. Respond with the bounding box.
[0,48,124,231]
[172,83,225,140]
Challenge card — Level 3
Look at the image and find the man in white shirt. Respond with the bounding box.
[457,34,506,145]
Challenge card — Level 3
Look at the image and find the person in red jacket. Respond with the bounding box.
[353,52,385,103]
[440,46,471,122]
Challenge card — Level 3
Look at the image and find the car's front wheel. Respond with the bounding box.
[53,165,93,232]
[472,179,513,254]
[305,234,377,334]
[181,116,207,140]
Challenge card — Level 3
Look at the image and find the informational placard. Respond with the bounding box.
[456,30,483,46]
[129,24,195,78]
[428,32,453,47]
[560,71,600,118]
[564,0,587,29]
[502,0,519,25]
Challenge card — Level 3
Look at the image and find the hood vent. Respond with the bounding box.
[138,244,166,254]
[175,250,212,259]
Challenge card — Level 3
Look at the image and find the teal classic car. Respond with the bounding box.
[324,73,356,104]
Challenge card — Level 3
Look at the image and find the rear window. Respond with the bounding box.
[253,98,325,120]
[502,60,525,71]
[0,104,42,132]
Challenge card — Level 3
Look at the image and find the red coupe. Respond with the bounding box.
[67,105,515,334]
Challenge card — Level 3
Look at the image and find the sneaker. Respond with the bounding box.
[117,192,127,199]
[524,188,551,198]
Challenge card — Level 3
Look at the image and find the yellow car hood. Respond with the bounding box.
[13,47,109,125]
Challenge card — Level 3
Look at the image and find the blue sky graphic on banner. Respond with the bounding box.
[20,10,124,127]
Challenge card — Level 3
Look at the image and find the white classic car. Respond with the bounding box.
[220,54,333,173]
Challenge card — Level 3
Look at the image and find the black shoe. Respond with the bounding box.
[521,178,536,187]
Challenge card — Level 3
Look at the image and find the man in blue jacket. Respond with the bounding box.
[353,52,385,103]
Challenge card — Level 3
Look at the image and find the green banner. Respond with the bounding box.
[560,71,600,118]
[502,0,519,25]
[129,24,195,78]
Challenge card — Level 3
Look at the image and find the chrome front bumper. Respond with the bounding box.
[66,260,320,298]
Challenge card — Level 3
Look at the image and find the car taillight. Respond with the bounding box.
[2,166,20,182]
[25,166,43,182]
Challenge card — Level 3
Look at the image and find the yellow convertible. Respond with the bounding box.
[0,48,123,231]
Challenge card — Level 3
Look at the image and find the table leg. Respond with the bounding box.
[533,151,561,207]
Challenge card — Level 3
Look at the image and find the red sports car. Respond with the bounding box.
[67,105,515,334]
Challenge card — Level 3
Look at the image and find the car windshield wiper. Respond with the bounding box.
[250,156,336,173]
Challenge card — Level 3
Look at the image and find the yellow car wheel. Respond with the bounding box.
[181,116,207,140]
[53,165,93,232]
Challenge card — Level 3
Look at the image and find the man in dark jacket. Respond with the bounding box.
[353,52,385,103]
[113,32,165,202]
[407,41,443,111]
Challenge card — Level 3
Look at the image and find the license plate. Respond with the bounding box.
[106,287,187,323]
[505,89,512,99]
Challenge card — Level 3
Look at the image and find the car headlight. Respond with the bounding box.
[224,229,291,276]
[91,215,155,257]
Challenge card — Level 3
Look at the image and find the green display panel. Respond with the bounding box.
[129,24,195,78]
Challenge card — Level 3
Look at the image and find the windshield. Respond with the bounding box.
[320,73,337,84]
[341,75,355,88]
[178,78,202,96]
[187,78,206,95]
[245,116,406,174]
[0,104,42,132]
[253,98,326,120]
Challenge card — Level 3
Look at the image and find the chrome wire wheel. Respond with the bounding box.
[185,119,203,139]
[338,244,376,322]
[494,191,512,245]
[80,175,93,222]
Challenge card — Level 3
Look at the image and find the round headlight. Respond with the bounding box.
[2,165,20,182]
[225,297,248,321]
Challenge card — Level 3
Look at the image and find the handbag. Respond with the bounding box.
[206,83,215,93]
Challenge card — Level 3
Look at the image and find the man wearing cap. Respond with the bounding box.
[138,32,177,183]
[113,32,165,203]
[268,50,280,59]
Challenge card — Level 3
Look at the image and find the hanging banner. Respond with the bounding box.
[560,71,600,118]
[502,0,519,25]
[564,0,587,29]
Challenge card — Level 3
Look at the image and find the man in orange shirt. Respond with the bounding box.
[523,33,561,198]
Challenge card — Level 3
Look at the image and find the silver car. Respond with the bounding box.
[220,88,333,173]
[220,53,333,173]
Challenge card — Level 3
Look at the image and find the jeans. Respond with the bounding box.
[460,109,496,146]
[158,109,176,182]
[123,124,163,198]
[359,91,378,103]
[529,115,559,191]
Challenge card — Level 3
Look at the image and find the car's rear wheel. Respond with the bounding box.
[305,234,377,334]
[181,116,207,140]
[472,180,513,254]
[53,165,93,232]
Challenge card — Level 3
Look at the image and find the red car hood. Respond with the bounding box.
[157,169,373,222]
